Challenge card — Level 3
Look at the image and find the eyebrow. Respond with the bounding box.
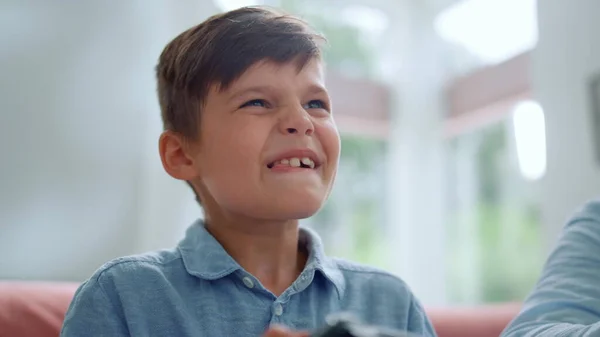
[227,85,272,101]
[227,84,328,101]
[306,84,328,95]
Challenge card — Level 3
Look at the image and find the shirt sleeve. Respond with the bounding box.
[407,295,438,337]
[60,278,130,337]
[502,199,600,337]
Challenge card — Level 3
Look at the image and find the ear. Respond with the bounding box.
[158,130,199,181]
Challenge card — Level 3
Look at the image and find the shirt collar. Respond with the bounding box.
[177,220,345,298]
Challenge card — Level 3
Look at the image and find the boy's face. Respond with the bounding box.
[189,59,340,221]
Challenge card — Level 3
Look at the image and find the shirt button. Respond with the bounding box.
[273,303,283,316]
[242,277,254,289]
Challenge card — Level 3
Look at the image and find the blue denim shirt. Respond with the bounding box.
[61,221,436,336]
[502,199,600,337]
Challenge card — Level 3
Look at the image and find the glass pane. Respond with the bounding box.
[446,113,544,304]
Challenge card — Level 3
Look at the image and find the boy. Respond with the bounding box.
[61,6,437,337]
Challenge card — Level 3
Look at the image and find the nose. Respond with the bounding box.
[279,106,314,136]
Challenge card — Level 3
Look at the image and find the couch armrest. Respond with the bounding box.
[0,282,79,337]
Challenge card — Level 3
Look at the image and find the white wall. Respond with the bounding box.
[0,1,215,281]
[533,0,600,247]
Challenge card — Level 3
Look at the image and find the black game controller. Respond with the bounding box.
[310,316,419,337]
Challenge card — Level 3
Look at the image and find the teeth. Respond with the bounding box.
[289,158,301,167]
[301,157,315,169]
[272,157,316,168]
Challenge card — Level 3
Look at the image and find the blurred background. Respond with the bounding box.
[1,0,599,308]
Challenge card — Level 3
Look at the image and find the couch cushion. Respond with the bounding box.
[427,303,521,337]
[0,282,79,337]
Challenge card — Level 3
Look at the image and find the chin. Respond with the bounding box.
[260,193,325,220]
[280,198,325,220]
[215,189,329,221]
[279,206,321,220]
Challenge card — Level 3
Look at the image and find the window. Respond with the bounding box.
[445,101,546,304]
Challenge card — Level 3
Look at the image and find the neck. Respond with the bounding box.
[204,215,307,296]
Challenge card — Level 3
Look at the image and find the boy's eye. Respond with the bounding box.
[303,100,328,111]
[240,99,268,109]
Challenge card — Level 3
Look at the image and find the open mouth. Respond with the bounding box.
[267,157,317,169]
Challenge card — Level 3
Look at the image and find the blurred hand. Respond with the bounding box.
[263,325,310,337]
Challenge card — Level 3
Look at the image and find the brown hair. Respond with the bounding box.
[155,6,326,139]
[155,6,326,205]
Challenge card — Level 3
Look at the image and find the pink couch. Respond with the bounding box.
[0,282,520,337]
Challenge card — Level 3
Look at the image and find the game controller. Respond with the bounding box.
[310,315,420,337]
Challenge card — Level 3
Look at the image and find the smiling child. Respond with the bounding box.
[60,6,437,337]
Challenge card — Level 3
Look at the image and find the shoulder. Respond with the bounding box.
[578,198,600,214]
[85,248,184,291]
[99,248,182,275]
[333,258,409,284]
[331,258,414,299]
[69,249,186,312]
[533,198,600,288]
[501,199,600,336]
[63,250,184,335]
[552,199,600,256]
[327,258,435,335]
[565,198,600,231]
[539,198,600,284]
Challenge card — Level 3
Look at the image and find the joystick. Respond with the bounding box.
[310,315,420,337]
